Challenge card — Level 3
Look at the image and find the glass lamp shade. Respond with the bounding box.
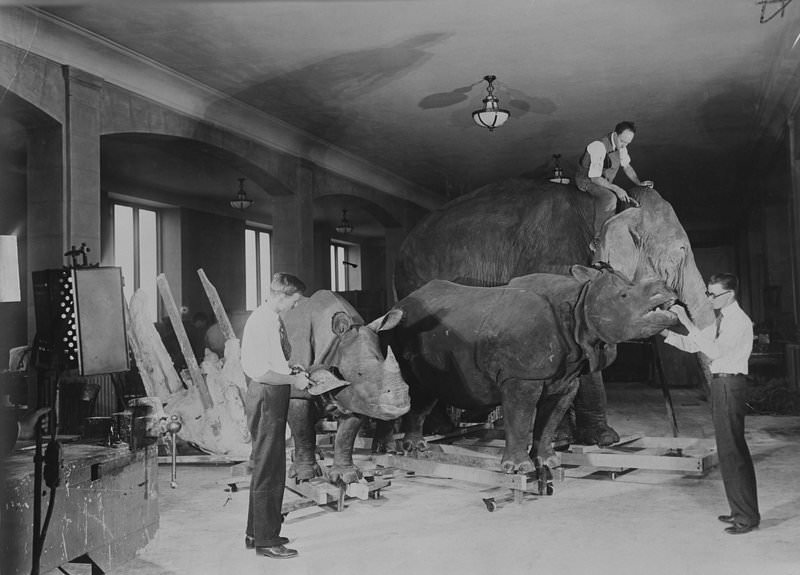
[472,95,510,131]
[230,178,254,209]
[230,194,253,210]
[549,166,571,185]
[335,209,353,234]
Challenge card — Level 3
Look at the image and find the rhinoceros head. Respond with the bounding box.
[572,264,679,345]
[318,309,410,421]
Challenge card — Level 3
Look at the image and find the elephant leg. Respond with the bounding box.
[500,379,543,474]
[531,379,580,470]
[287,398,324,481]
[329,414,365,484]
[573,372,620,446]
[371,418,399,454]
[401,395,438,455]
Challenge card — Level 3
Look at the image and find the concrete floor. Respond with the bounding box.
[61,381,800,575]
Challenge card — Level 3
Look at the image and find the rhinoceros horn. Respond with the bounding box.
[384,346,401,373]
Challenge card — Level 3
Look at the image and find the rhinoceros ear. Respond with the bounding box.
[570,264,601,282]
[331,311,353,335]
[366,309,404,333]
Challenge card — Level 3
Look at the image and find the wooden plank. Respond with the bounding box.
[128,289,183,396]
[157,454,246,465]
[157,274,212,409]
[559,448,716,474]
[197,268,236,341]
[375,454,536,492]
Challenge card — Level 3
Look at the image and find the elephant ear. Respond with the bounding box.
[366,309,404,333]
[331,311,354,335]
[596,208,645,281]
[570,265,601,282]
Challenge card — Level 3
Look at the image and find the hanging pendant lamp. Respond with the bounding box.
[472,75,511,131]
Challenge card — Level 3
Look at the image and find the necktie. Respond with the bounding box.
[278,317,292,360]
[715,311,722,339]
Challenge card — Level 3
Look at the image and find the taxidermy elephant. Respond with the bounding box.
[393,178,713,446]
[283,290,410,484]
[386,265,679,473]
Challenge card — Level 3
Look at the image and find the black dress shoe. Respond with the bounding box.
[717,515,735,524]
[245,535,289,548]
[256,544,298,559]
[724,523,758,535]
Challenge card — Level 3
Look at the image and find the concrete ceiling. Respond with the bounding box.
[20,1,800,235]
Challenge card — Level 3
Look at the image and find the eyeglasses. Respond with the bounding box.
[705,290,732,299]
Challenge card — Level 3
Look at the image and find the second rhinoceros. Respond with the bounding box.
[386,265,678,473]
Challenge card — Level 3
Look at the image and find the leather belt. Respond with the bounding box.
[712,373,744,378]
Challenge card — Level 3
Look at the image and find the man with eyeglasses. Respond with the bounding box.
[574,121,654,252]
[661,273,759,535]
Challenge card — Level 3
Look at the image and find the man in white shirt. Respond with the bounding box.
[241,273,312,559]
[662,273,759,535]
[574,121,654,252]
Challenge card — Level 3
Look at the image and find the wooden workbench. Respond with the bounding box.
[1,441,159,574]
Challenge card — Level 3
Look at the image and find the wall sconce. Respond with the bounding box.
[229,178,254,210]
[335,209,354,235]
[472,75,511,131]
[0,235,21,302]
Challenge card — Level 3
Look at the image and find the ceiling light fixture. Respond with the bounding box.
[548,154,570,185]
[472,75,510,131]
[229,178,253,210]
[335,209,353,235]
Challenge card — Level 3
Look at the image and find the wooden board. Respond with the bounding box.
[157,454,248,465]
[558,436,718,475]
[374,453,539,492]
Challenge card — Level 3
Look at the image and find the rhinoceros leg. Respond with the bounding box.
[531,379,581,469]
[401,396,438,455]
[328,414,365,484]
[287,398,324,481]
[573,372,620,446]
[372,418,399,453]
[500,379,544,474]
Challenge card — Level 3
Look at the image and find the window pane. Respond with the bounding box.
[138,208,158,323]
[245,229,257,310]
[113,205,135,305]
[330,244,336,290]
[337,245,347,291]
[258,231,271,302]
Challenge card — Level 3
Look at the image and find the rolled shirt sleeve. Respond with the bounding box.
[586,140,607,178]
[619,146,631,167]
[240,305,292,382]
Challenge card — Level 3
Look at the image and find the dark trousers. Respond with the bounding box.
[576,177,618,239]
[711,375,759,526]
[245,381,291,547]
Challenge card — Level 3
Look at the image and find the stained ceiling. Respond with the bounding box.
[7,0,800,236]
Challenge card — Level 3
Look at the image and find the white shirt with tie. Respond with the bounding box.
[663,300,753,375]
[241,302,292,382]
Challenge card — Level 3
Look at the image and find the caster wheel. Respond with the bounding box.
[229,483,238,493]
[546,483,554,496]
[483,498,497,512]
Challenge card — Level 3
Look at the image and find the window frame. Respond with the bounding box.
[245,225,273,310]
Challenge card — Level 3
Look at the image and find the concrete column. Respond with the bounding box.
[27,125,63,336]
[272,163,314,288]
[62,66,103,256]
